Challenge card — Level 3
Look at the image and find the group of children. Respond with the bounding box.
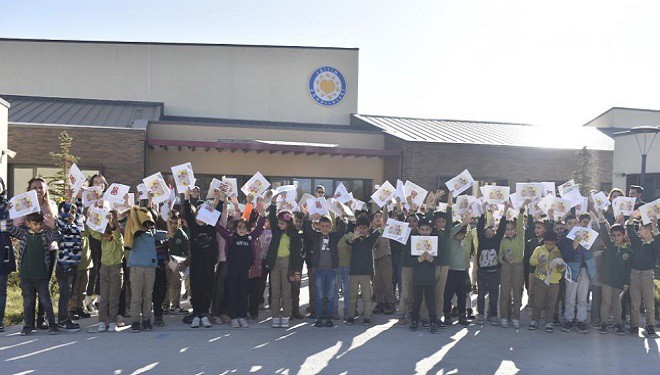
[0,174,658,340]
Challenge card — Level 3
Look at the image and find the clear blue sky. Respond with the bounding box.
[2,0,659,128]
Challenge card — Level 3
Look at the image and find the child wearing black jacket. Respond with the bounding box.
[217,199,266,328]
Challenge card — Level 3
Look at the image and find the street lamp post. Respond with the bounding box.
[613,126,660,202]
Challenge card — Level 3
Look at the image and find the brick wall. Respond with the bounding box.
[384,135,613,191]
[8,124,145,188]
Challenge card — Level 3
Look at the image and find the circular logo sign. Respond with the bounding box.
[309,66,346,106]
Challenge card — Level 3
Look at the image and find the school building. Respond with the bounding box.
[0,38,615,200]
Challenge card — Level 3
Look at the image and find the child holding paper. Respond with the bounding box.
[165,211,189,314]
[475,201,508,325]
[443,207,473,326]
[528,232,565,333]
[593,208,631,335]
[5,212,62,335]
[409,219,439,333]
[345,215,381,325]
[217,198,266,328]
[89,211,125,332]
[524,216,548,311]
[183,188,223,328]
[498,205,526,329]
[626,214,658,337]
[124,203,167,333]
[265,191,304,329]
[54,198,83,332]
[371,210,396,315]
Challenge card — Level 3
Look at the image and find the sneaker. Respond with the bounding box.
[238,318,249,328]
[420,319,429,328]
[436,319,448,329]
[614,325,626,335]
[325,319,334,328]
[363,318,371,325]
[69,310,80,321]
[459,318,469,326]
[591,321,601,329]
[512,319,521,329]
[220,315,231,324]
[500,318,509,328]
[153,317,165,327]
[430,322,438,334]
[444,315,453,326]
[20,326,33,336]
[599,324,608,334]
[314,319,324,327]
[142,320,153,331]
[644,325,657,337]
[36,319,49,330]
[183,314,195,325]
[344,317,354,325]
[62,320,80,332]
[84,296,94,312]
[409,321,419,331]
[201,316,212,328]
[544,323,554,333]
[529,321,538,330]
[48,325,59,335]
[490,316,499,326]
[116,315,126,327]
[77,308,91,319]
[108,323,117,332]
[191,317,200,328]
[476,315,485,325]
[272,317,281,328]
[0,324,4,332]
[130,322,141,332]
[231,319,240,328]
[467,309,476,320]
[553,318,561,326]
[97,322,108,332]
[280,317,290,328]
[629,326,639,335]
[562,322,574,332]
[577,322,589,334]
[177,308,189,315]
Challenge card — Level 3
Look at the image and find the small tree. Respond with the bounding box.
[572,146,599,195]
[47,131,79,203]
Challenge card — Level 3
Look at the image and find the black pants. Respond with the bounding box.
[227,269,249,319]
[259,260,270,306]
[248,277,261,318]
[86,236,102,296]
[211,262,226,317]
[190,248,216,318]
[55,264,77,322]
[22,278,55,328]
[152,266,167,319]
[36,255,56,323]
[412,284,436,323]
[118,259,128,316]
[477,269,500,318]
[443,270,468,317]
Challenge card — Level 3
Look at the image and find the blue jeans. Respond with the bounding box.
[0,273,8,324]
[335,266,350,317]
[314,268,337,319]
[20,278,55,328]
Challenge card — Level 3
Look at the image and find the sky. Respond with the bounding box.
[1,0,660,128]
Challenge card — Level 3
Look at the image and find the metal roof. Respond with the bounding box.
[353,114,614,151]
[2,95,163,128]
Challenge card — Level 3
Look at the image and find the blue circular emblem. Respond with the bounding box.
[309,66,346,106]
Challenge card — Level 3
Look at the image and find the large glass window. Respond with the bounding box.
[9,165,100,197]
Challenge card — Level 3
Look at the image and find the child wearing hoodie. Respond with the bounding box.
[124,205,166,333]
[217,197,266,328]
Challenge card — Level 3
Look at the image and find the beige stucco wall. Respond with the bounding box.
[148,122,384,149]
[147,148,384,183]
[0,40,358,125]
[612,134,660,189]
[0,98,8,185]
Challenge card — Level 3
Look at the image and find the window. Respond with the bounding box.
[9,165,100,198]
